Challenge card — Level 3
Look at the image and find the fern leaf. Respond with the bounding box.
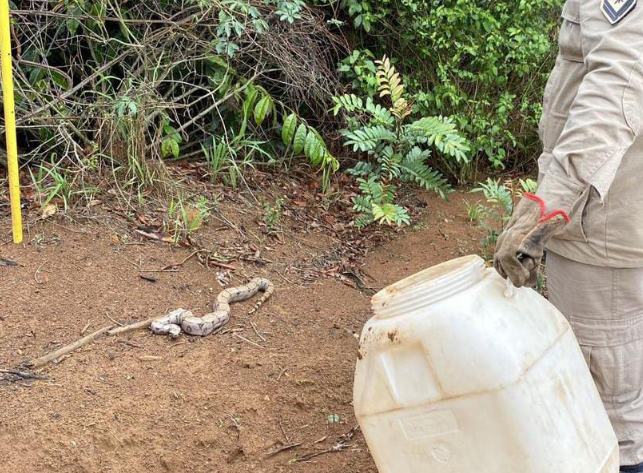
[382,183,397,203]
[343,126,396,152]
[404,146,431,164]
[407,116,457,137]
[365,98,395,126]
[356,176,381,201]
[352,195,372,213]
[406,116,470,163]
[379,146,402,180]
[400,153,452,196]
[347,161,376,177]
[332,94,364,115]
[376,55,405,104]
[372,203,409,227]
[354,212,374,229]
[392,97,413,120]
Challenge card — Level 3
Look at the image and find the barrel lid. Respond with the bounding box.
[371,255,486,319]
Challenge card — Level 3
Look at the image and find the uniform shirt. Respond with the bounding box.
[538,0,643,267]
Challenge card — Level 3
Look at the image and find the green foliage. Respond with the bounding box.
[333,0,563,178]
[10,0,560,221]
[272,0,306,23]
[263,198,284,230]
[293,124,307,154]
[254,95,274,127]
[213,0,268,57]
[240,85,339,190]
[201,137,254,188]
[167,195,213,242]
[338,49,379,96]
[8,0,342,207]
[162,124,183,159]
[352,176,410,228]
[29,154,100,211]
[281,113,298,145]
[335,56,469,228]
[30,155,76,211]
[468,177,538,258]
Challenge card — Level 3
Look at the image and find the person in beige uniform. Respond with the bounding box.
[494,0,643,471]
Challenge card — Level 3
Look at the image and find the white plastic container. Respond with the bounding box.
[354,255,619,473]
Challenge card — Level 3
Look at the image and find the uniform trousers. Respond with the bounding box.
[547,251,643,467]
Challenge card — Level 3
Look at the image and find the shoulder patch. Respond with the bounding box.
[602,0,637,24]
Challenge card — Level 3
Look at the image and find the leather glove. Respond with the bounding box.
[494,193,569,288]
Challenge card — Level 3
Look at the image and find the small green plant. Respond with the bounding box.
[263,198,284,230]
[29,154,102,212]
[327,413,341,424]
[468,177,537,259]
[201,136,260,188]
[30,155,76,211]
[161,123,183,159]
[352,176,410,228]
[167,195,212,242]
[333,56,469,228]
[202,137,231,184]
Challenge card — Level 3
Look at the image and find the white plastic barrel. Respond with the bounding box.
[354,255,619,472]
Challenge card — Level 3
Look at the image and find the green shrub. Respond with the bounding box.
[334,56,469,228]
[329,0,563,179]
[5,0,342,201]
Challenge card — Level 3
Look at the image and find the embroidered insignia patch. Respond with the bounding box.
[602,0,637,24]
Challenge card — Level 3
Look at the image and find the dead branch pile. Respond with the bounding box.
[1,0,346,173]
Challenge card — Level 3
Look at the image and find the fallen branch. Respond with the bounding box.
[292,442,350,463]
[107,317,156,335]
[233,333,265,349]
[29,317,159,368]
[265,442,303,458]
[292,426,359,463]
[208,260,237,271]
[29,325,115,369]
[161,249,204,270]
[135,229,162,241]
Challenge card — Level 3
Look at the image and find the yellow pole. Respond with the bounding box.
[0,0,22,244]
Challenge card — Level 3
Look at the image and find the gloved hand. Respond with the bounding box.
[494,193,569,288]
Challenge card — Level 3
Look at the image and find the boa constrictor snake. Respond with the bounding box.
[150,278,274,338]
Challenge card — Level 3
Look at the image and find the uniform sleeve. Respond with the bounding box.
[537,0,643,213]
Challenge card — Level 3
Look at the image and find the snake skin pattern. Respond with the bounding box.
[150,278,274,338]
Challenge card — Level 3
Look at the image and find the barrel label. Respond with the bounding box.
[400,410,459,440]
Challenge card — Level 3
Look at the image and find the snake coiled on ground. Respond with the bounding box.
[150,278,274,338]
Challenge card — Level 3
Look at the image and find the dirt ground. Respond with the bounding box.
[0,189,481,473]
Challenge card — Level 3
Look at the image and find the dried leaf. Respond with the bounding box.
[41,203,57,219]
